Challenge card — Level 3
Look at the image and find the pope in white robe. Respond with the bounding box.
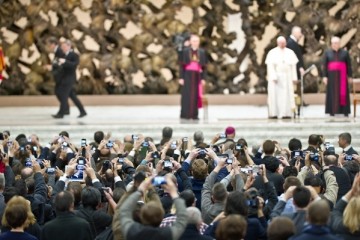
[265,36,298,119]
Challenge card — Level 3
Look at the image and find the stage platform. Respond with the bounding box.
[0,93,327,107]
[0,102,359,152]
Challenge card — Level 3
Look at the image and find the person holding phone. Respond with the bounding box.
[119,175,187,240]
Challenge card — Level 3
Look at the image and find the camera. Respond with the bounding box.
[164,160,173,168]
[219,133,227,139]
[61,142,68,150]
[118,158,124,164]
[142,141,149,147]
[27,137,32,143]
[151,151,160,159]
[102,160,111,170]
[81,139,87,147]
[106,141,114,149]
[235,144,242,151]
[291,150,304,159]
[226,158,233,164]
[309,152,319,161]
[152,176,166,186]
[36,159,44,169]
[345,155,353,161]
[47,167,55,174]
[198,149,207,159]
[247,189,259,209]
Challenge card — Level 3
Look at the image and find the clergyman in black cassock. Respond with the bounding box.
[179,35,207,120]
[322,36,352,117]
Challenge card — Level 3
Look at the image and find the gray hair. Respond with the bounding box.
[187,207,202,224]
[193,130,204,143]
[61,39,72,47]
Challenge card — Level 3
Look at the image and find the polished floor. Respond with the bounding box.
[0,105,359,148]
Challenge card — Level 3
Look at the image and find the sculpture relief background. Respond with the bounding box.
[0,0,359,95]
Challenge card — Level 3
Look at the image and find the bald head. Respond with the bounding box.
[277,36,286,49]
[190,35,200,50]
[291,26,302,41]
[331,36,341,51]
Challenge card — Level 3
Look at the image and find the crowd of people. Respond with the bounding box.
[0,126,359,240]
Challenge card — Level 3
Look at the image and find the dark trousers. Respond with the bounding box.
[55,85,86,115]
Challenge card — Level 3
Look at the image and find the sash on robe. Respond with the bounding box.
[0,47,5,81]
[184,61,203,108]
[328,61,347,106]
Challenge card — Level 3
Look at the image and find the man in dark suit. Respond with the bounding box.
[41,191,93,240]
[287,26,308,113]
[52,39,86,118]
[46,37,69,115]
[338,132,358,155]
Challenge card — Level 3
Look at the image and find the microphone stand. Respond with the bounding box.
[300,64,315,118]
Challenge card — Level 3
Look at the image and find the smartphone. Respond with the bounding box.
[152,176,166,186]
[132,135,139,140]
[226,158,233,164]
[25,158,32,167]
[0,133,3,140]
[252,165,260,174]
[77,158,85,165]
[151,151,160,159]
[142,141,149,147]
[219,133,227,139]
[235,144,242,151]
[81,139,87,147]
[47,167,55,174]
[118,158,124,164]
[164,160,173,168]
[170,141,177,150]
[102,160,111,170]
[182,137,188,150]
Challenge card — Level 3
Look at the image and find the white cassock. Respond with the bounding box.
[265,47,298,118]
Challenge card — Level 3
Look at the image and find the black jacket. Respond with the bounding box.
[287,37,304,79]
[41,212,93,240]
[343,146,358,155]
[329,166,351,201]
[253,169,284,198]
[75,207,112,237]
[52,46,65,84]
[57,50,79,87]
